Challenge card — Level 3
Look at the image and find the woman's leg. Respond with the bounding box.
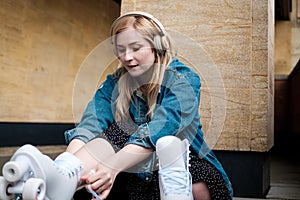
[73,138,116,177]
[189,155,232,200]
[192,182,211,200]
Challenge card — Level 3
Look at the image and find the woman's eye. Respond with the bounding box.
[132,47,141,51]
[117,46,142,55]
[117,49,125,54]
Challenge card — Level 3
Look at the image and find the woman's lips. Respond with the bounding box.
[127,65,138,68]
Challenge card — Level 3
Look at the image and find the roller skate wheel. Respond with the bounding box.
[22,178,46,200]
[3,160,29,182]
[0,176,13,200]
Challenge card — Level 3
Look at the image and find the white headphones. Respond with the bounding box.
[110,11,169,54]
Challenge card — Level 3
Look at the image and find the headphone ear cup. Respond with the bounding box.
[154,35,169,54]
[161,35,169,51]
[153,35,162,54]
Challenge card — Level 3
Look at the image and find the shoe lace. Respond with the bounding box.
[54,153,82,178]
[87,184,102,200]
[159,167,192,195]
[55,160,80,178]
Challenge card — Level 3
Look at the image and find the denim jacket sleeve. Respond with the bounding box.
[64,73,118,144]
[126,61,201,149]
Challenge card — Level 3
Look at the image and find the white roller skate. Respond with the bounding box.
[156,136,194,200]
[0,144,82,200]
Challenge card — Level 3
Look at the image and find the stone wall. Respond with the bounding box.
[0,0,274,152]
[121,0,274,152]
[0,0,120,123]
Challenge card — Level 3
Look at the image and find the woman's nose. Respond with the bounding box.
[123,50,133,61]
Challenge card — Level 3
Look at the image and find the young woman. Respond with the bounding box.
[0,12,233,200]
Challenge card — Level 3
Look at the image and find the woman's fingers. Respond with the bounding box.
[100,187,112,200]
[84,173,113,198]
[82,164,117,200]
[87,184,101,200]
[87,183,112,200]
[93,176,113,193]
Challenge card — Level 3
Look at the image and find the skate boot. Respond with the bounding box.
[0,144,82,200]
[156,136,193,200]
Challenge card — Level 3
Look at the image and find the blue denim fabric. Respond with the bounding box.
[64,58,233,197]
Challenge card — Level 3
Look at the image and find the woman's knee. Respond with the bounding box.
[192,182,211,200]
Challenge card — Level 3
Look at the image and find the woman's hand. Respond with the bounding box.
[81,163,118,200]
[80,144,152,199]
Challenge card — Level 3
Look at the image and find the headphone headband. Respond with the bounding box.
[110,11,167,36]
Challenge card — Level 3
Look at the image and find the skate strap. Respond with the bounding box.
[87,184,102,200]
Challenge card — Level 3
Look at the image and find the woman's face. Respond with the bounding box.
[116,26,155,80]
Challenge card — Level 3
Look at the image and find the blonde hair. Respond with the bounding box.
[110,13,176,121]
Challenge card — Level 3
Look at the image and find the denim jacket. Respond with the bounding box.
[65,58,233,197]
